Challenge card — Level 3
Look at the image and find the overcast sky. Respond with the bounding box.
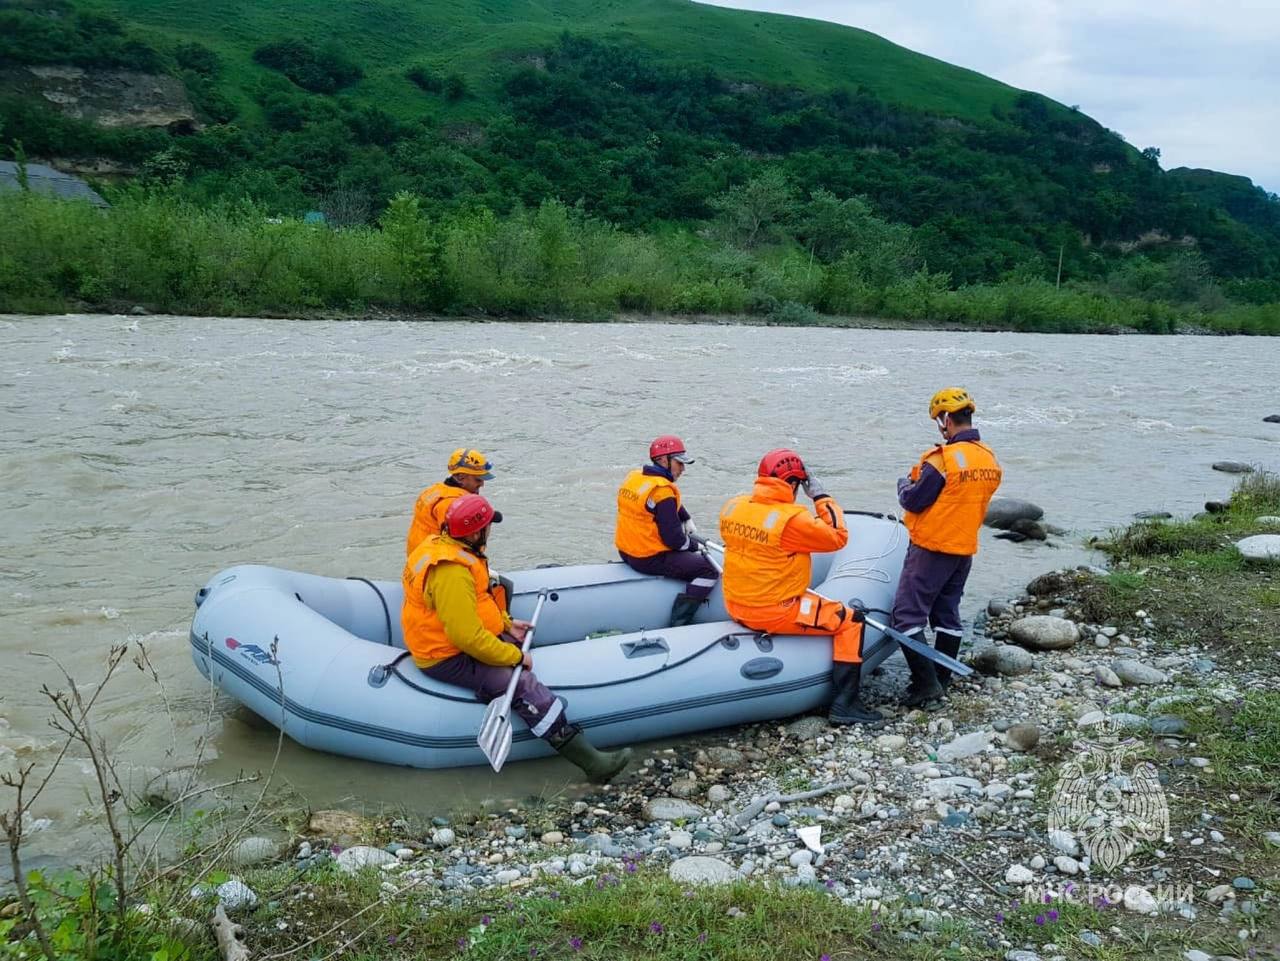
[698,1,1280,194]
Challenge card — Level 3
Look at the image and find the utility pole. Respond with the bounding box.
[1055,244,1064,290]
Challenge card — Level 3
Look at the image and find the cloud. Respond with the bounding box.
[696,0,1280,192]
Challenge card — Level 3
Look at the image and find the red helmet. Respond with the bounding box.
[445,494,503,538]
[649,435,693,465]
[758,448,807,482]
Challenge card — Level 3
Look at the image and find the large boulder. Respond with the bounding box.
[1236,535,1280,562]
[984,498,1045,530]
[669,856,737,885]
[1212,461,1254,474]
[970,644,1035,676]
[1009,615,1079,651]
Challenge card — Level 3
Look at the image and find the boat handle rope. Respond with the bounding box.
[347,576,394,646]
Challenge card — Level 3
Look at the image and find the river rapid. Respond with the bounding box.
[1,315,1276,866]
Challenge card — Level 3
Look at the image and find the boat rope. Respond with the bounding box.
[347,576,394,646]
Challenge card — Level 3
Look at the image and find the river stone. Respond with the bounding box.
[1009,615,1079,651]
[1255,516,1280,527]
[1095,665,1123,688]
[670,778,699,799]
[643,798,705,822]
[923,776,983,799]
[1112,659,1169,685]
[431,827,456,847]
[1236,534,1280,562]
[230,836,279,867]
[216,878,257,912]
[1054,855,1080,875]
[541,831,564,845]
[984,498,1044,530]
[874,733,907,754]
[937,730,992,762]
[1265,414,1280,423]
[786,716,828,740]
[1005,864,1035,884]
[1049,829,1079,856]
[1005,723,1040,752]
[1123,885,1158,914]
[707,785,732,804]
[704,746,746,769]
[308,810,367,839]
[669,855,737,885]
[971,644,1035,676]
[337,845,399,874]
[1135,511,1173,520]
[1010,518,1048,540]
[987,598,1011,617]
[1212,461,1254,474]
[1149,716,1188,736]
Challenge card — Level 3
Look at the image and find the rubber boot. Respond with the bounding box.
[549,725,633,784]
[901,646,945,707]
[934,632,964,691]
[827,662,883,726]
[668,593,703,628]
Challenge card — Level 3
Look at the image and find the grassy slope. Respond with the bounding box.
[80,0,1026,123]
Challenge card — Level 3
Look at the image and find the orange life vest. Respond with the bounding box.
[614,469,681,558]
[406,482,464,556]
[718,494,810,607]
[401,535,507,664]
[903,440,1002,555]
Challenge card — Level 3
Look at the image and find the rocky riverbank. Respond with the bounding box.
[6,480,1278,961]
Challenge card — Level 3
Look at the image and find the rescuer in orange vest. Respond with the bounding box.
[719,449,882,726]
[614,435,720,627]
[406,448,495,557]
[402,494,633,783]
[893,388,1002,707]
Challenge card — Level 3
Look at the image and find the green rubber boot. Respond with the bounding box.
[668,593,703,628]
[549,726,633,784]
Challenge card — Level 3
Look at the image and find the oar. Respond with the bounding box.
[477,590,549,772]
[708,542,969,676]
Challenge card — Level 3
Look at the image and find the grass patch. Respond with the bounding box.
[1230,470,1280,516]
[1167,691,1280,786]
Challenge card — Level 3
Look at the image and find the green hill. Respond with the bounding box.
[2,0,1279,325]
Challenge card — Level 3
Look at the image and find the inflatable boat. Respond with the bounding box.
[189,511,908,769]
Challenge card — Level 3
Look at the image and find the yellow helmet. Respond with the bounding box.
[447,447,494,479]
[929,387,976,420]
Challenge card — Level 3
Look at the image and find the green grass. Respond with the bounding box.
[80,0,1027,124]
[1166,691,1280,787]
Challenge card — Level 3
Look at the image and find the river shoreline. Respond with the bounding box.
[1,307,1238,335]
[7,484,1276,961]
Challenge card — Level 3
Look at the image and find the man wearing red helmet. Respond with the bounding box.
[403,493,633,783]
[614,435,720,628]
[719,450,882,725]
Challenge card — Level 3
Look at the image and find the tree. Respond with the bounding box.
[708,169,794,248]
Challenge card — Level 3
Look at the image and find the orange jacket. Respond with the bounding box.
[903,440,1002,555]
[401,534,516,668]
[406,481,465,557]
[719,477,848,608]
[614,469,681,558]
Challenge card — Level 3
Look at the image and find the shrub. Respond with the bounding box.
[406,64,443,93]
[252,39,363,93]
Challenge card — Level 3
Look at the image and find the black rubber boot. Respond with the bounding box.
[549,725,633,784]
[827,662,883,726]
[934,631,964,690]
[901,647,945,707]
[668,593,703,628]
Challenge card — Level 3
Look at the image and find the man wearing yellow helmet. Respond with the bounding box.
[406,448,495,556]
[892,388,1002,707]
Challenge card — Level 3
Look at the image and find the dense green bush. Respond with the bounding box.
[252,39,363,93]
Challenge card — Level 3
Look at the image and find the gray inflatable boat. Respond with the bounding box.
[190,511,908,769]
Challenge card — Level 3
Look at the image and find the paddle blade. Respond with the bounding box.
[477,699,514,772]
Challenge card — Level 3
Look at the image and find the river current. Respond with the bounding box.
[1,315,1276,864]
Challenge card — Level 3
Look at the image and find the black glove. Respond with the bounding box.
[687,532,709,551]
[846,600,867,623]
[802,474,828,500]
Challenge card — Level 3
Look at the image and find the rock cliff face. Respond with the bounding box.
[0,65,198,133]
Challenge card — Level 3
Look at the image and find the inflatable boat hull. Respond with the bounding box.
[190,512,908,769]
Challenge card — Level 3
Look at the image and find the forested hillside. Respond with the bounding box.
[2,0,1279,330]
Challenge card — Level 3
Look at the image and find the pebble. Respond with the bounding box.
[1112,659,1169,686]
[669,778,699,798]
[1080,931,1102,947]
[1149,716,1188,736]
[1053,855,1080,875]
[669,831,693,850]
[1184,951,1212,961]
[1094,665,1122,687]
[1005,723,1040,752]
[1263,832,1280,846]
[1029,854,1045,870]
[971,644,1036,676]
[431,828,455,847]
[771,813,790,828]
[704,747,746,769]
[937,730,992,762]
[1009,615,1079,651]
[495,869,522,884]
[1005,864,1034,884]
[669,856,738,885]
[1006,950,1041,961]
[874,733,907,753]
[504,826,526,840]
[707,785,732,804]
[541,831,564,845]
[216,878,258,912]
[1231,876,1255,890]
[230,836,278,867]
[789,850,813,867]
[1123,885,1158,914]
[642,798,705,822]
[1048,830,1079,856]
[336,846,400,875]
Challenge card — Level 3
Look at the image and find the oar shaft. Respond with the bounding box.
[497,591,548,703]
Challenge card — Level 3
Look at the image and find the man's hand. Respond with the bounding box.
[802,473,827,500]
[507,619,532,641]
[682,518,698,536]
[687,532,709,551]
[521,652,533,670]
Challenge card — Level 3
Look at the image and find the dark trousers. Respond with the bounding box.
[423,644,568,740]
[619,549,720,600]
[890,543,972,640]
